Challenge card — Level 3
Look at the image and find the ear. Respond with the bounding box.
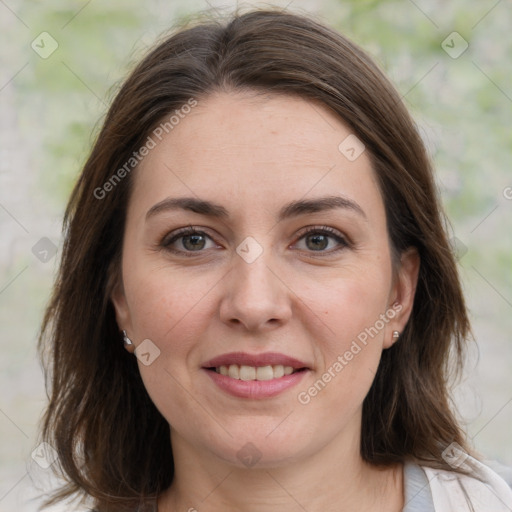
[383,247,420,349]
[110,277,132,334]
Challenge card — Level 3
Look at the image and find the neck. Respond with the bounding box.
[158,421,403,512]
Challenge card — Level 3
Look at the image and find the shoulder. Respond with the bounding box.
[420,455,512,512]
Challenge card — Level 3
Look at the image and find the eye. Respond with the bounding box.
[161,227,218,255]
[160,225,349,256]
[293,226,349,253]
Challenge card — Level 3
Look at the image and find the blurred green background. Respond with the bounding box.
[1,0,511,510]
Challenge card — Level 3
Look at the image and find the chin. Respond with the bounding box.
[196,418,324,469]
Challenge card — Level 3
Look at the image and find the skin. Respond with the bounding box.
[111,90,420,512]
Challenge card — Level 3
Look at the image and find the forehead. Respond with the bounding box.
[129,91,383,222]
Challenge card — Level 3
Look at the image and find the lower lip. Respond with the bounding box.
[203,368,308,399]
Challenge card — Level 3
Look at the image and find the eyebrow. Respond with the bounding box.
[145,195,367,222]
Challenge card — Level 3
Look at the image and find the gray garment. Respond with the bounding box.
[403,461,435,511]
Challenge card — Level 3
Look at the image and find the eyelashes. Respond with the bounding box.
[160,225,351,258]
[292,225,349,253]
[161,226,218,255]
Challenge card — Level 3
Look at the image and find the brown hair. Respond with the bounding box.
[38,7,471,511]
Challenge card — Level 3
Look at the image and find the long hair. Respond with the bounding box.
[38,7,471,511]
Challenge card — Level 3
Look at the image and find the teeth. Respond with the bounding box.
[215,364,297,380]
[239,365,256,381]
[256,366,274,381]
[273,365,285,378]
[228,364,239,379]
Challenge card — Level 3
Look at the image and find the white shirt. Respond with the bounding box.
[403,455,512,511]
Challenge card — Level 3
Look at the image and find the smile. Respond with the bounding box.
[214,364,298,381]
[202,352,310,399]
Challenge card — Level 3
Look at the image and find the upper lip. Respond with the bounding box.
[202,352,310,369]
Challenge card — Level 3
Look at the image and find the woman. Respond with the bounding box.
[37,7,512,512]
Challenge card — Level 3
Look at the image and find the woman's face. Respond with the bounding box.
[112,91,418,468]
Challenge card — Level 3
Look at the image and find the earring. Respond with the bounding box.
[392,330,400,340]
[122,330,135,353]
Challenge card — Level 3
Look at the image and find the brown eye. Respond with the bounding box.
[305,233,329,251]
[181,233,207,251]
[162,228,217,255]
[294,226,349,254]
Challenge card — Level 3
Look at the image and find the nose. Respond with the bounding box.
[219,250,292,333]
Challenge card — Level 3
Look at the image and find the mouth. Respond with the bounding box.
[202,351,310,378]
[207,364,307,381]
[201,352,310,398]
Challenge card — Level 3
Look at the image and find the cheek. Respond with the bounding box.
[293,275,389,430]
[122,259,226,398]
[123,264,219,424]
[291,267,391,412]
[301,266,391,354]
[123,256,219,343]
